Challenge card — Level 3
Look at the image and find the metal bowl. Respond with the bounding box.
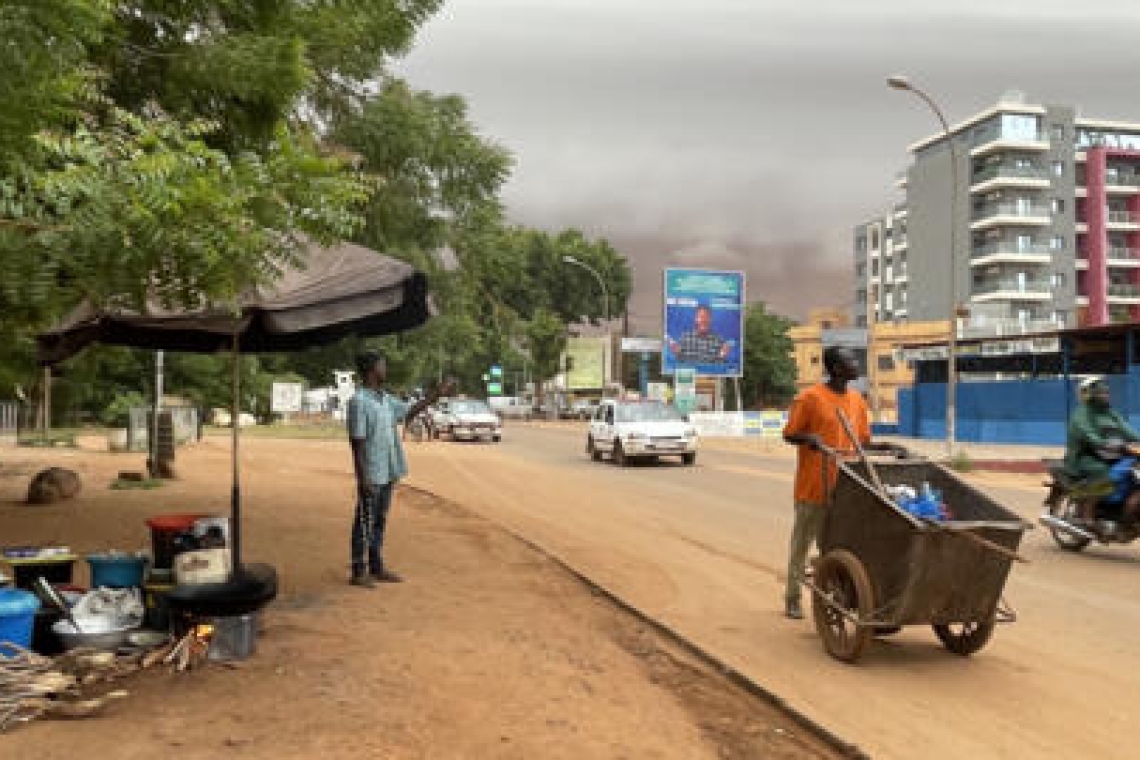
[52,617,138,651]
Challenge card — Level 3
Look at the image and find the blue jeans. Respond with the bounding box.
[351,483,395,576]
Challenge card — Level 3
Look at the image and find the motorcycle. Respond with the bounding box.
[1041,448,1140,551]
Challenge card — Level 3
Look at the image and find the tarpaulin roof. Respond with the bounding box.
[37,238,430,364]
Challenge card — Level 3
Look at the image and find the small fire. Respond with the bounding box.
[193,623,214,643]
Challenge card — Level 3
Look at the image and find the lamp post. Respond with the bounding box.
[888,74,959,459]
[561,255,610,322]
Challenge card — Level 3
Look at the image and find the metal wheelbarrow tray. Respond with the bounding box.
[805,459,1031,663]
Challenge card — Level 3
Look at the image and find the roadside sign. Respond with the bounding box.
[487,382,503,396]
[663,268,745,377]
[621,337,663,353]
[674,368,697,415]
[490,365,503,378]
[271,382,303,413]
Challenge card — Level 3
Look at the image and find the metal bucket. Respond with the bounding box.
[208,613,257,662]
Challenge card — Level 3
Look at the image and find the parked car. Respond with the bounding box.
[586,399,697,466]
[489,396,532,421]
[570,399,599,420]
[437,399,502,442]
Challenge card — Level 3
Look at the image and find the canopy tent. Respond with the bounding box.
[37,238,431,579]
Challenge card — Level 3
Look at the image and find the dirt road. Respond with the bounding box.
[405,424,1140,760]
[0,438,836,759]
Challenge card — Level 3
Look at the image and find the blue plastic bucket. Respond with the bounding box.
[0,587,41,655]
[88,554,148,588]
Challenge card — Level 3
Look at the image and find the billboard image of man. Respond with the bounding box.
[668,304,731,365]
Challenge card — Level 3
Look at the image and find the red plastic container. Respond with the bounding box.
[146,514,209,569]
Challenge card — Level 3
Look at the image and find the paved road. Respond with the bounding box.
[407,424,1140,760]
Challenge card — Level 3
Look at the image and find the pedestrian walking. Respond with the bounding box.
[347,351,453,588]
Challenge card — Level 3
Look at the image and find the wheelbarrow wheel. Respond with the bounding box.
[811,549,874,664]
[933,619,995,656]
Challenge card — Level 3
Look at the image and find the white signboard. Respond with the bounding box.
[621,337,664,353]
[688,412,745,438]
[271,382,304,414]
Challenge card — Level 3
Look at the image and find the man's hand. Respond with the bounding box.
[719,342,731,360]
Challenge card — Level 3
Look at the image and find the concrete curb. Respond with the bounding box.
[403,483,871,760]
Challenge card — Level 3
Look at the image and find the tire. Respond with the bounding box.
[587,436,602,462]
[811,549,874,664]
[933,619,996,656]
[681,452,696,466]
[1048,493,1092,552]
[613,440,628,467]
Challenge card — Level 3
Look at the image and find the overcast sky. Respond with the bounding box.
[399,0,1140,325]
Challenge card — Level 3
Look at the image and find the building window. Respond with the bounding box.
[856,263,866,278]
[1051,273,1066,287]
[1051,235,1065,251]
[871,229,880,249]
[877,355,895,372]
[1052,160,1064,177]
[872,259,880,277]
[1051,198,1065,215]
[1051,124,1065,142]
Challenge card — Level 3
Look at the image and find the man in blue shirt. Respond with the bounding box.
[347,351,453,588]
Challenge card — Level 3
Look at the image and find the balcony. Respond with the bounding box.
[1108,284,1140,301]
[970,242,1051,266]
[969,164,1051,193]
[970,202,1052,231]
[970,127,1050,158]
[1109,247,1140,266]
[1107,210,1140,230]
[1106,173,1140,194]
[971,277,1052,302]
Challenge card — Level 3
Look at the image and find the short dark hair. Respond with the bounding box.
[356,350,384,376]
[823,346,853,376]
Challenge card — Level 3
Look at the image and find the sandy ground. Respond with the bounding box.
[402,425,1140,760]
[0,438,835,759]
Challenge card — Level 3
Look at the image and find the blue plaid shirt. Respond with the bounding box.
[347,389,411,486]
[674,330,728,365]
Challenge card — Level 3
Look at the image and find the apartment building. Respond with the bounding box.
[856,93,1140,333]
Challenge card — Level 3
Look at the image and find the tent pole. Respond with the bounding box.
[231,333,242,576]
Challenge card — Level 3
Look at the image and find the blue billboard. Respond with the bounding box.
[662,268,745,377]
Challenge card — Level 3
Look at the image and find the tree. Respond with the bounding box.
[525,309,568,405]
[740,303,796,408]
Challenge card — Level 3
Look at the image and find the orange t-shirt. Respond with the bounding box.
[783,383,871,505]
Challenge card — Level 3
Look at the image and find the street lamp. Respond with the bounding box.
[888,74,960,459]
[561,255,610,322]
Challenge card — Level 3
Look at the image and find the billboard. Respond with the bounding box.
[565,336,608,390]
[663,268,745,377]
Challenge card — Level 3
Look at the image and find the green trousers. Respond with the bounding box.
[785,501,826,604]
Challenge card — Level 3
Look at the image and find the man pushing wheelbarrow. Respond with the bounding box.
[781,347,903,621]
[783,348,1031,662]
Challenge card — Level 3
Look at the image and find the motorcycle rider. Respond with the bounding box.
[1064,377,1140,530]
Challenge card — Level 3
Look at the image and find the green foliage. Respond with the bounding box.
[741,303,796,408]
[526,308,569,396]
[949,451,975,473]
[101,390,146,427]
[0,0,636,414]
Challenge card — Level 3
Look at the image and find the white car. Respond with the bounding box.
[587,400,698,466]
[437,399,502,442]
